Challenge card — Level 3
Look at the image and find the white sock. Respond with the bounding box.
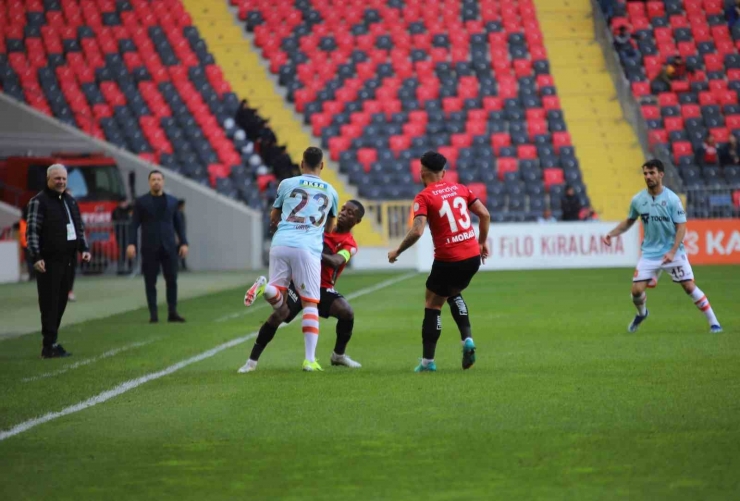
[302,306,319,362]
[632,292,647,316]
[689,287,719,326]
[264,285,284,310]
[422,358,434,366]
[461,336,473,345]
[246,359,258,368]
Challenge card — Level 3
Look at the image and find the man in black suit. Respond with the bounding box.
[126,170,188,323]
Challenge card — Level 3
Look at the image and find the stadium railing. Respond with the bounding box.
[686,185,740,219]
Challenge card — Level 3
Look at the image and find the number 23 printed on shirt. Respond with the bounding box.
[286,188,330,227]
[439,196,471,233]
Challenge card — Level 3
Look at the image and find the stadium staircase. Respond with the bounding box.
[533,0,644,220]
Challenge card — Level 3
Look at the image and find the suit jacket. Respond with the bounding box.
[129,193,187,255]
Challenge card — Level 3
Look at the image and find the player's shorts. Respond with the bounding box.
[268,246,321,303]
[284,284,344,323]
[426,255,481,297]
[633,251,695,283]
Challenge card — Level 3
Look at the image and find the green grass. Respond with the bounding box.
[0,267,739,500]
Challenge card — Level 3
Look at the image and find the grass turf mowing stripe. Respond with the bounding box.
[0,272,418,442]
[21,339,160,383]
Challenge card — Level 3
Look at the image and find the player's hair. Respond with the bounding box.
[642,159,664,172]
[347,199,365,219]
[420,151,447,172]
[148,170,164,179]
[303,147,323,169]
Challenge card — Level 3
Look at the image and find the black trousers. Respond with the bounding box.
[141,247,178,318]
[36,254,75,348]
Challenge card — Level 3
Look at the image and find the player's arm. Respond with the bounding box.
[469,199,490,263]
[389,215,426,263]
[321,243,347,269]
[603,218,636,245]
[269,208,281,234]
[324,215,336,234]
[664,222,687,263]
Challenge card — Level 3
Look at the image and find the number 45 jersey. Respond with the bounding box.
[272,174,339,258]
[413,181,481,262]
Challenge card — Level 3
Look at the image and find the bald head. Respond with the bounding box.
[47,164,67,193]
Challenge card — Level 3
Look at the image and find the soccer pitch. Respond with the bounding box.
[1,267,738,500]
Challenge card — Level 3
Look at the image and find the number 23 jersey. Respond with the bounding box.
[272,174,339,258]
[413,181,480,262]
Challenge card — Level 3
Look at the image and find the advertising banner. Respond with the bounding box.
[684,219,740,265]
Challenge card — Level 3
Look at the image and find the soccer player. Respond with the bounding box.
[242,147,340,372]
[388,151,491,372]
[238,200,365,373]
[603,159,722,333]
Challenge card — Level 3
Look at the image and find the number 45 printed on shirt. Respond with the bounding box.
[439,196,471,233]
[286,188,330,227]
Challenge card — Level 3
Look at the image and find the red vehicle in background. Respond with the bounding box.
[0,153,127,270]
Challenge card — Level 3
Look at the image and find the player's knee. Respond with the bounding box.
[682,280,696,294]
[337,304,354,321]
[631,283,645,297]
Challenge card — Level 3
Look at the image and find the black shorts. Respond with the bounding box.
[426,255,481,297]
[284,283,344,323]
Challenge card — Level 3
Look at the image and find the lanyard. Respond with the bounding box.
[63,199,74,225]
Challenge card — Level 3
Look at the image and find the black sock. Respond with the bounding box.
[334,318,354,355]
[422,308,442,360]
[447,295,472,341]
[249,322,279,361]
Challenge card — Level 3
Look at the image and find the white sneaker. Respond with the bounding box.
[330,352,362,368]
[237,359,258,373]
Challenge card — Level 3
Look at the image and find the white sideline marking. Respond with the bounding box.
[21,339,159,383]
[0,272,417,442]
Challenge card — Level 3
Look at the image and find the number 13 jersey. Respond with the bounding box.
[413,181,480,262]
[272,174,339,258]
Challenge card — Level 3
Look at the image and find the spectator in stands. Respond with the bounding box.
[236,99,270,142]
[721,135,740,166]
[652,56,692,94]
[580,206,600,221]
[727,0,740,28]
[695,134,720,167]
[112,199,133,275]
[561,186,583,221]
[613,25,635,56]
[537,209,557,224]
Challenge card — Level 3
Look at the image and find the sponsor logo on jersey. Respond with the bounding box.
[299,179,327,191]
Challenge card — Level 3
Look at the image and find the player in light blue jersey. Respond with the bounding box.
[603,159,722,333]
[243,147,340,372]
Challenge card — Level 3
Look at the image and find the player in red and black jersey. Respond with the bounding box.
[238,200,365,372]
[388,151,490,372]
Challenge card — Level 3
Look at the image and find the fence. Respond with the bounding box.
[686,185,740,219]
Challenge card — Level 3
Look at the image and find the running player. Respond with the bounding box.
[242,147,340,372]
[603,159,722,333]
[388,151,491,372]
[238,200,365,373]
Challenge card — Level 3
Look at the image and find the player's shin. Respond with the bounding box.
[334,318,353,356]
[422,308,442,364]
[632,291,647,316]
[249,322,279,362]
[447,295,472,342]
[264,285,284,309]
[687,286,719,326]
[302,306,320,362]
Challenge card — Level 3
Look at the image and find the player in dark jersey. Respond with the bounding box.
[388,151,490,372]
[238,200,365,373]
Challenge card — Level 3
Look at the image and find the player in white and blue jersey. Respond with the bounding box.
[242,147,339,372]
[603,159,722,333]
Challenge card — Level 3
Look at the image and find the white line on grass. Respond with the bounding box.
[21,339,160,383]
[0,272,418,442]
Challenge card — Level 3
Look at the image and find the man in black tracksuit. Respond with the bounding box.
[26,164,91,359]
[126,170,188,323]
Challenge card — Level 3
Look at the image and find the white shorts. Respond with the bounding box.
[268,246,321,303]
[633,252,694,283]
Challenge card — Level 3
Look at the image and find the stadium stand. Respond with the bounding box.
[602,0,740,216]
[0,0,277,209]
[233,0,590,222]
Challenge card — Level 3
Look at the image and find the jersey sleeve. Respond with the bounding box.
[627,196,639,220]
[337,236,358,262]
[329,187,339,217]
[413,191,428,218]
[273,180,287,209]
[671,194,687,224]
[465,185,479,206]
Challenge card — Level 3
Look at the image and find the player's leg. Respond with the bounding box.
[417,288,446,372]
[447,295,472,342]
[238,285,302,373]
[629,258,659,332]
[666,258,722,332]
[245,247,290,308]
[293,249,323,371]
[326,294,361,368]
[445,256,481,369]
